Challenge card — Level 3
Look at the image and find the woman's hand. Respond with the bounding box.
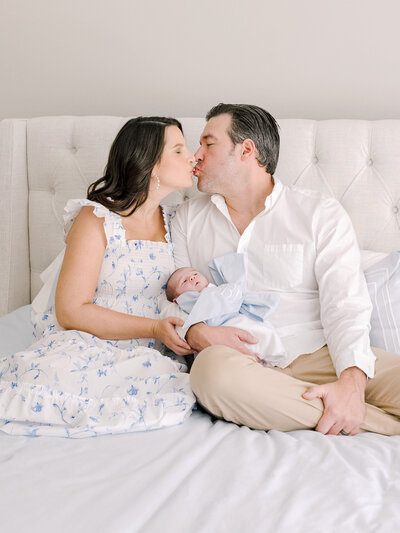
[153,317,194,356]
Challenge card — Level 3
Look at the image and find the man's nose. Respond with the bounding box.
[194,147,203,161]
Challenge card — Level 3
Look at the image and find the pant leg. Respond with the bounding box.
[366,347,400,417]
[287,345,400,435]
[190,345,400,435]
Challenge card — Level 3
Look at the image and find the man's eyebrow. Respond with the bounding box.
[200,134,217,141]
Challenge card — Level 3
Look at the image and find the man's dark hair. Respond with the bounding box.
[206,103,280,175]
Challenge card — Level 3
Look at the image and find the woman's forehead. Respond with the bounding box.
[164,125,184,146]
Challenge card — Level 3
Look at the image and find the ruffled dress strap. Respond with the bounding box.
[63,199,125,246]
[160,204,178,244]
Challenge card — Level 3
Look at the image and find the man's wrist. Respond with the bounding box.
[186,322,206,350]
[339,366,368,390]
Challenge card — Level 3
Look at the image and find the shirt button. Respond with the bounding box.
[393,206,399,214]
[367,159,373,166]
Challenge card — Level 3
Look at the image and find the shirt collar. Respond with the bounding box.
[210,178,283,214]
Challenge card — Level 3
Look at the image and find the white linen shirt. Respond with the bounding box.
[171,179,376,378]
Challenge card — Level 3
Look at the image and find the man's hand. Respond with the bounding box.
[186,322,259,357]
[302,366,367,436]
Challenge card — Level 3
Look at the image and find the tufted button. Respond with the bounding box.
[71,147,78,153]
[49,186,55,195]
[393,206,399,214]
[367,158,373,166]
[312,156,318,164]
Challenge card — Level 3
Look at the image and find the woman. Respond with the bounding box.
[0,117,196,437]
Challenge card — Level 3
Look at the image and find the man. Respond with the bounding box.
[171,103,400,436]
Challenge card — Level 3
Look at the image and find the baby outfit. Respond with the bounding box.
[176,253,287,367]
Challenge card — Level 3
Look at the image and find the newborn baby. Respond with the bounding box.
[166,258,287,367]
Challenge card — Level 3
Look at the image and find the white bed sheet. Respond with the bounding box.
[1,309,399,533]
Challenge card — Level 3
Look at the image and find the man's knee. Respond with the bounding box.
[190,345,238,400]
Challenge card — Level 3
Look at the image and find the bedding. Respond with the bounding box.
[1,397,399,533]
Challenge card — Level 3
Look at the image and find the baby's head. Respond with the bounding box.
[166,267,209,302]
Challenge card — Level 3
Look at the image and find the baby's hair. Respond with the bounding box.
[165,268,187,302]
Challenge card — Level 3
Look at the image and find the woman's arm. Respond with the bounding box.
[55,207,192,354]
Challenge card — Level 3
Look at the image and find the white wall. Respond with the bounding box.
[1,0,399,120]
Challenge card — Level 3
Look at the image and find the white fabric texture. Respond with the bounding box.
[1,412,399,533]
[365,251,400,354]
[172,179,376,378]
[0,199,195,437]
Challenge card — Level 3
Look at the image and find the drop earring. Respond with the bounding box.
[152,174,160,191]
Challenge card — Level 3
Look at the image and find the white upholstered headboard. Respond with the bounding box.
[1,116,400,317]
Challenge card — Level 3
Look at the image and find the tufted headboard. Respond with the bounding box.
[1,116,400,317]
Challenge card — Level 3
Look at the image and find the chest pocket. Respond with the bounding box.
[263,243,304,290]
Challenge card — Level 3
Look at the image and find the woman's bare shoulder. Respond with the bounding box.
[65,205,106,246]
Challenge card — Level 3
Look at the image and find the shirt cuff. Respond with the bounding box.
[176,324,190,341]
[334,349,376,379]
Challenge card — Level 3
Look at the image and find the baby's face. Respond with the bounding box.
[170,267,209,298]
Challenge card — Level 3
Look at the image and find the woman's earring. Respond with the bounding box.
[151,174,160,191]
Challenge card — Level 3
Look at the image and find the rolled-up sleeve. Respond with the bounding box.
[314,197,376,378]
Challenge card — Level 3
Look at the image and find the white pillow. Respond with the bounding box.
[364,251,400,354]
[0,305,33,356]
[360,250,389,270]
[31,249,64,338]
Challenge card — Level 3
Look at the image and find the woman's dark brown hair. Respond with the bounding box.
[87,116,183,216]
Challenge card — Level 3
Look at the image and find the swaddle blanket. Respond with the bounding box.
[176,253,287,365]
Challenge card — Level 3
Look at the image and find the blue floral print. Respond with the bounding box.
[0,199,195,438]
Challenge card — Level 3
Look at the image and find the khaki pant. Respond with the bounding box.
[190,345,400,435]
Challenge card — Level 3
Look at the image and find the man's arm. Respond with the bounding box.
[314,197,375,379]
[303,197,374,435]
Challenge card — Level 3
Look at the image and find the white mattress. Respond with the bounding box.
[1,309,400,533]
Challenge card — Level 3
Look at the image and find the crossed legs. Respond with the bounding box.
[190,345,400,435]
